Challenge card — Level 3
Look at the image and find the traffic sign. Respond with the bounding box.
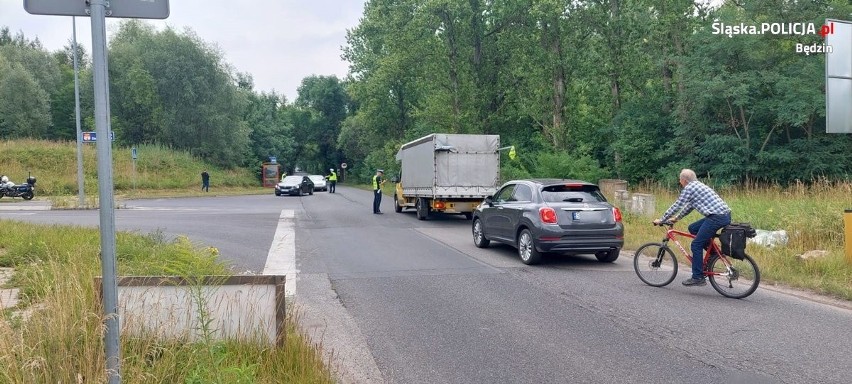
[24,0,170,19]
[341,162,348,169]
[82,131,115,142]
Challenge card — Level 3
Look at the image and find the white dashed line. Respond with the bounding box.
[262,210,297,298]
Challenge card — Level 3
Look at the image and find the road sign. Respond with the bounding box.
[131,147,137,160]
[82,131,115,142]
[826,19,851,134]
[341,162,348,169]
[24,0,170,19]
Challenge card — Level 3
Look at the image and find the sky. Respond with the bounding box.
[0,0,366,101]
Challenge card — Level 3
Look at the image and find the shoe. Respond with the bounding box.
[682,277,707,287]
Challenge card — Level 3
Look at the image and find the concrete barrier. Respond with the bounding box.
[614,190,630,209]
[630,193,656,216]
[96,275,286,346]
[598,179,628,201]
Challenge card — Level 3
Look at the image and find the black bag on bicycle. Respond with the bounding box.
[720,223,756,260]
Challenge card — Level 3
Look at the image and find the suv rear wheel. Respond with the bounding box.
[518,229,543,265]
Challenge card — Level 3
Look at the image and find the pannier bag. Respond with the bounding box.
[720,223,757,260]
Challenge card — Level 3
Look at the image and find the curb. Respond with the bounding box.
[0,201,51,211]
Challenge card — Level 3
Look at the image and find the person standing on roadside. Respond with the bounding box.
[327,168,338,193]
[201,170,210,192]
[372,169,385,214]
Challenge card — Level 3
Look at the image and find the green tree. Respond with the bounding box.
[108,21,250,168]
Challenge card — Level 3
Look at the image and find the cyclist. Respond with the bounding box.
[653,169,731,287]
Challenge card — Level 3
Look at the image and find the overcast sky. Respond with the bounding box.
[0,0,366,101]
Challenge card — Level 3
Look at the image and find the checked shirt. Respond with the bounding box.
[661,180,731,222]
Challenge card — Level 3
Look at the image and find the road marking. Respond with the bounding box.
[263,210,297,298]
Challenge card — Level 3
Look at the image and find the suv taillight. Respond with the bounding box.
[539,207,557,224]
[613,207,623,223]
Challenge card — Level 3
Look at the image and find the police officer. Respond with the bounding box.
[372,169,385,214]
[327,168,338,193]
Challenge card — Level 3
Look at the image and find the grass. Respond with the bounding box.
[0,222,334,383]
[0,139,260,197]
[620,179,852,300]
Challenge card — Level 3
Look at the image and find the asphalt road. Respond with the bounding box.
[3,188,852,383]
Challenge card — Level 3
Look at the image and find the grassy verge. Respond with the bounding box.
[621,180,852,300]
[0,221,333,383]
[0,139,260,196]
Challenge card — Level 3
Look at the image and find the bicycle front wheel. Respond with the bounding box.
[708,254,761,299]
[633,243,678,287]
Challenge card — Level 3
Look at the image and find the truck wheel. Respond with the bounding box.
[394,195,403,213]
[416,198,429,220]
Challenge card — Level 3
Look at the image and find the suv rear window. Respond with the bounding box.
[541,184,607,203]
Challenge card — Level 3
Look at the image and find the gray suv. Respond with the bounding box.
[471,179,624,265]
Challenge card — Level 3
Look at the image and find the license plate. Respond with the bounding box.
[572,212,581,220]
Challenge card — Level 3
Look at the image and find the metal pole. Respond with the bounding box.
[89,0,121,382]
[73,17,85,207]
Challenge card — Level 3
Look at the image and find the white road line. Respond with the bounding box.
[263,210,297,298]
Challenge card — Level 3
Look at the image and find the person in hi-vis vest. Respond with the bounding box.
[372,169,385,214]
[327,169,338,193]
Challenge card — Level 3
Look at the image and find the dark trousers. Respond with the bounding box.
[373,189,382,213]
[329,181,336,193]
[202,181,209,192]
[687,213,731,279]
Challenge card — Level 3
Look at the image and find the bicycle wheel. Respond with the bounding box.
[707,254,761,299]
[633,243,678,287]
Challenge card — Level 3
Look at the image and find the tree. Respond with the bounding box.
[108,21,250,167]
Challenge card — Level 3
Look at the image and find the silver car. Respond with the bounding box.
[471,179,624,265]
[308,175,328,191]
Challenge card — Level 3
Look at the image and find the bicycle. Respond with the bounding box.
[633,222,761,299]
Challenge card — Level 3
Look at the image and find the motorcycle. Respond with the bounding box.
[0,175,36,200]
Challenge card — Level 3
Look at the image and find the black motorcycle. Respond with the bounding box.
[0,175,36,200]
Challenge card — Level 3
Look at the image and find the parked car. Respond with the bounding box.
[471,179,623,265]
[308,175,328,191]
[275,175,314,196]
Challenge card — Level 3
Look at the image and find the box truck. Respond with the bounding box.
[392,133,500,220]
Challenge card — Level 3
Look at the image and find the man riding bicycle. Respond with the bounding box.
[653,169,731,287]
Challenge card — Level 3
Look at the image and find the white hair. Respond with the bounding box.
[679,169,697,182]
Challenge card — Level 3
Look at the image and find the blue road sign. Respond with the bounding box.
[82,131,115,143]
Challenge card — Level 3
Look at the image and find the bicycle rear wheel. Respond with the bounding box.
[633,243,678,287]
[707,254,760,299]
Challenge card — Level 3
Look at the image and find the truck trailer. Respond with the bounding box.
[392,133,500,220]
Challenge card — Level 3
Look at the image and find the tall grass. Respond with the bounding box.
[622,179,852,300]
[0,139,260,196]
[0,221,334,383]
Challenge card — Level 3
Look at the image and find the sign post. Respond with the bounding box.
[24,2,169,382]
[73,16,84,208]
[132,147,137,191]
